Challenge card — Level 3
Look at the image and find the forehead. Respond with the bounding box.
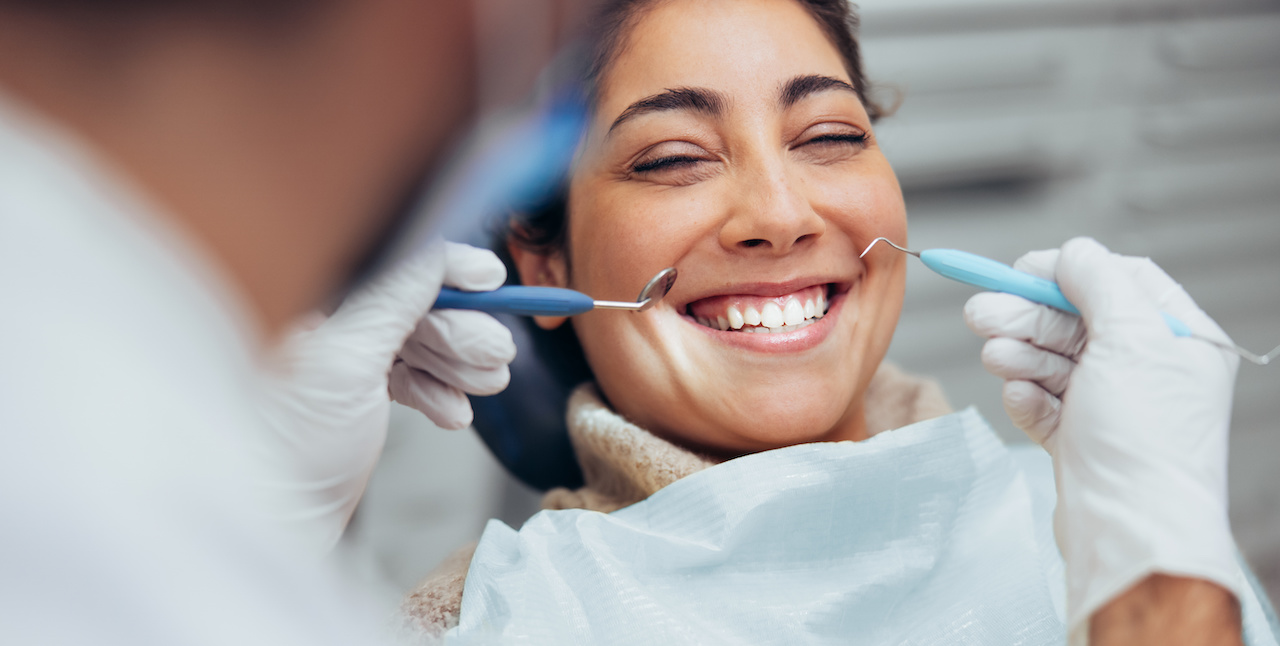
[598,0,852,114]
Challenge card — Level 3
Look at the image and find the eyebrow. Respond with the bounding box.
[780,74,858,108]
[607,87,729,135]
[605,75,858,136]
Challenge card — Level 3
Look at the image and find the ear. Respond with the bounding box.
[507,238,571,330]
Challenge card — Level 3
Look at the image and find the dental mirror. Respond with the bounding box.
[593,267,679,312]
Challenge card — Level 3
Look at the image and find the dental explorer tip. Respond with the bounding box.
[860,237,920,259]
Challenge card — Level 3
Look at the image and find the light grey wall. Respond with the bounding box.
[859,0,1280,601]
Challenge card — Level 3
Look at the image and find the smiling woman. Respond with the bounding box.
[507,0,916,458]
[396,0,954,638]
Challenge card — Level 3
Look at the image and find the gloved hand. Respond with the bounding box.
[255,239,515,552]
[963,237,1242,642]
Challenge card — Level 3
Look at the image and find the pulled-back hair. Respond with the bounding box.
[586,0,881,120]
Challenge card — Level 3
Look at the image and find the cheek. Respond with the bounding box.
[562,184,684,393]
[565,180,719,295]
[807,161,908,393]
[563,188,712,437]
[806,162,908,242]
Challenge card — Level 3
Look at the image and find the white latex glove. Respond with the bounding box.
[963,237,1242,642]
[256,239,515,552]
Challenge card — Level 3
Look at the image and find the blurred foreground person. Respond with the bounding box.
[0,1,586,643]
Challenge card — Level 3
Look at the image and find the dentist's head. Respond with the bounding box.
[0,0,594,338]
[508,0,908,457]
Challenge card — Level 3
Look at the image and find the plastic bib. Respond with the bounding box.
[446,409,1277,645]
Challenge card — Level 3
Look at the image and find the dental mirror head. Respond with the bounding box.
[594,267,678,312]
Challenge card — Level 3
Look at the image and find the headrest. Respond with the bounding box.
[469,312,585,491]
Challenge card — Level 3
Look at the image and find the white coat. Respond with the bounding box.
[0,94,382,644]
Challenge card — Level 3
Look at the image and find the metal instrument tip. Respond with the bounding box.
[860,237,920,259]
[1241,343,1280,366]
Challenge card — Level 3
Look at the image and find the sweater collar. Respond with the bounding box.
[544,362,953,512]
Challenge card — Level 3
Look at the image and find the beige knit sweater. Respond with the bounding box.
[396,362,951,642]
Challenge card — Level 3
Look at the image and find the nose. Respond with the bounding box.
[719,163,826,255]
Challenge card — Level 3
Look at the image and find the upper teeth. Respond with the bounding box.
[694,291,828,332]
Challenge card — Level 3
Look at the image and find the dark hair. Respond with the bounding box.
[496,0,884,393]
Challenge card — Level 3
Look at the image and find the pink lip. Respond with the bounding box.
[679,282,853,353]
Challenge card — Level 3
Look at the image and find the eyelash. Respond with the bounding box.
[631,155,705,173]
[804,132,868,147]
[629,131,868,174]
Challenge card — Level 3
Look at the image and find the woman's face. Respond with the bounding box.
[524,0,908,456]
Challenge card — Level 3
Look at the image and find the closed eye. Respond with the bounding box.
[804,132,868,147]
[632,155,708,173]
[792,128,870,165]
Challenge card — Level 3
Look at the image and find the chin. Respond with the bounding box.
[682,398,860,456]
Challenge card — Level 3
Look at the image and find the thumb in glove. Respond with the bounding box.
[255,239,514,552]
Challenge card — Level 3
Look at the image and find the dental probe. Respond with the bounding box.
[859,237,1280,366]
[434,267,678,317]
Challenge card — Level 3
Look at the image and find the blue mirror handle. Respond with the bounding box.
[435,286,595,317]
[919,248,1191,338]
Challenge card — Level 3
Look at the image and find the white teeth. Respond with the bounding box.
[783,299,805,326]
[761,302,785,328]
[692,288,833,332]
[727,306,744,330]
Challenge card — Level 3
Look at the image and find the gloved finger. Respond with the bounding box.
[443,241,507,292]
[980,337,1075,396]
[399,338,512,394]
[388,361,474,430]
[964,292,1087,357]
[407,309,517,369]
[1054,237,1170,341]
[1011,248,1060,280]
[1002,379,1062,446]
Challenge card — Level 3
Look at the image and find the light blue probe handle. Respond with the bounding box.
[434,286,595,317]
[919,248,1192,337]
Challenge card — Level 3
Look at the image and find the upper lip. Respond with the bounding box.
[670,274,854,314]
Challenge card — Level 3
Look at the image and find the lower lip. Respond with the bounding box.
[682,286,851,353]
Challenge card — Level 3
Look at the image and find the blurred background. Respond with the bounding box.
[340,0,1280,610]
